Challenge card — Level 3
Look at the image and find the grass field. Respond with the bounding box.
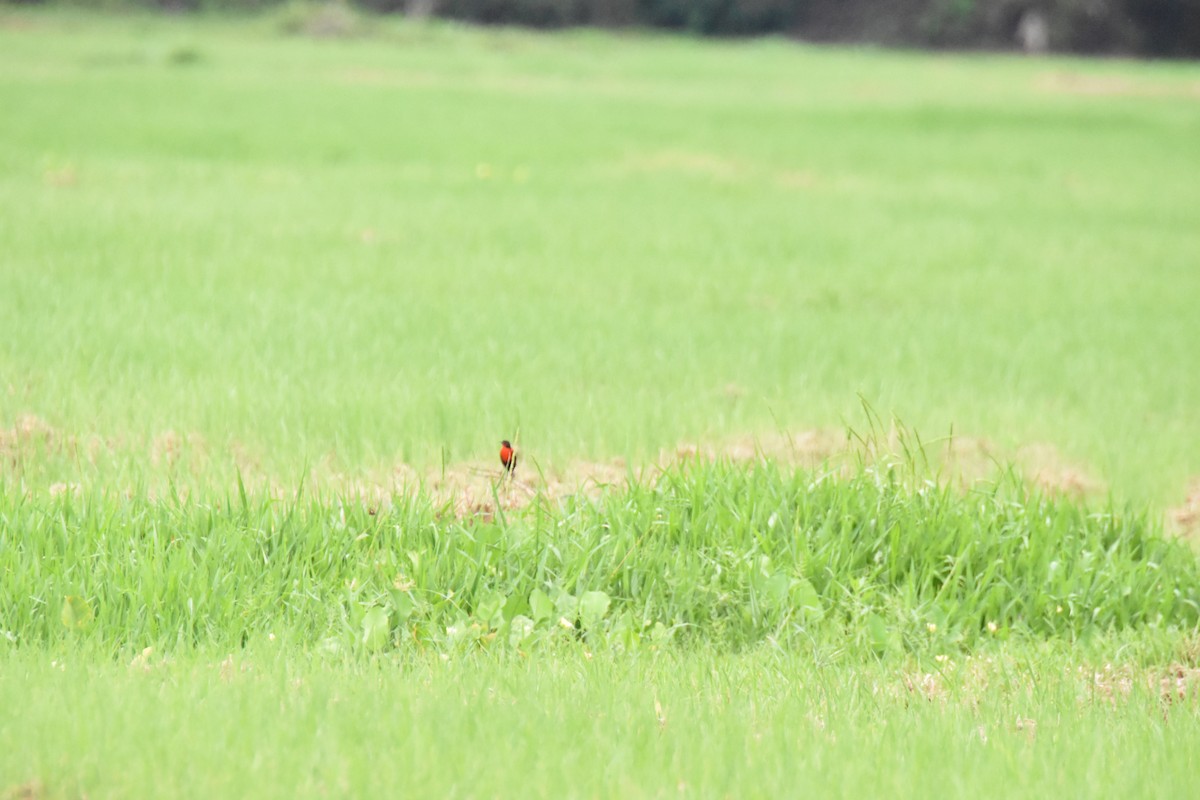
[5,647,1200,799]
[2,7,1199,504]
[2,7,1200,798]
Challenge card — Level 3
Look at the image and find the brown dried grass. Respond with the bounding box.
[1035,71,1200,100]
[1,782,44,800]
[1169,478,1200,537]
[0,412,1136,523]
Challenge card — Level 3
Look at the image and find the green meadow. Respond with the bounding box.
[5,647,1200,799]
[1,7,1199,798]
[2,8,1199,502]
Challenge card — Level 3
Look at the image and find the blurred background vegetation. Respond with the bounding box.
[8,0,1199,56]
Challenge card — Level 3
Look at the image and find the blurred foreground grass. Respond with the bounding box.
[3,644,1199,799]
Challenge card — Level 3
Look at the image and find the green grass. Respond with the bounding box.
[3,646,1200,799]
[2,9,1200,798]
[4,463,1199,653]
[1,8,1199,504]
[4,456,1200,798]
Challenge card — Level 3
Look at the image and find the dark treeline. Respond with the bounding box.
[25,0,1200,56]
[432,0,1200,56]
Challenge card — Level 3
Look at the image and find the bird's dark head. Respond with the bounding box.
[501,440,512,448]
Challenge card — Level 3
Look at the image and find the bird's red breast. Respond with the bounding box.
[500,440,517,473]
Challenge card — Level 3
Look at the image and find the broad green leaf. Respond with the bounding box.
[606,611,635,649]
[763,573,790,606]
[361,606,390,651]
[580,591,611,626]
[529,588,553,622]
[389,590,414,622]
[866,613,899,655]
[61,596,94,632]
[503,591,528,621]
[793,579,825,621]
[555,592,579,620]
[475,590,507,627]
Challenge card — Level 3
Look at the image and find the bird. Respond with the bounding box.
[499,440,517,474]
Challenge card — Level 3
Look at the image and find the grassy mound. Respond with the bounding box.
[5,462,1197,655]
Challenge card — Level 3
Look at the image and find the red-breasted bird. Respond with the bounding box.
[500,440,518,474]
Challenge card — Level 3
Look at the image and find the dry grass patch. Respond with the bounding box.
[0,414,60,466]
[1,413,111,468]
[615,149,751,181]
[1079,662,1200,710]
[1015,442,1102,498]
[1170,478,1200,538]
[1034,71,1200,100]
[1,782,44,800]
[672,429,847,468]
[2,411,1112,518]
[315,456,635,520]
